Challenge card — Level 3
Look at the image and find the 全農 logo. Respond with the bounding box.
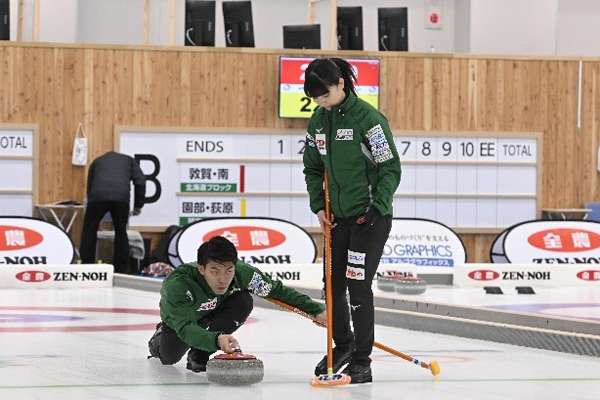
[203,227,286,251]
[527,229,600,252]
[0,226,44,251]
[15,270,51,282]
[576,270,600,281]
[468,270,500,281]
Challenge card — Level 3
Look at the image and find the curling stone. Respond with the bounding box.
[394,276,427,295]
[206,351,264,385]
[377,274,401,292]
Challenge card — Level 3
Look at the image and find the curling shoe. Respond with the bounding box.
[147,323,162,359]
[342,360,372,384]
[314,342,355,376]
[186,349,210,373]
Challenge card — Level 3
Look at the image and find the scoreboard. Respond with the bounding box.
[0,125,37,217]
[118,127,542,233]
[279,57,380,118]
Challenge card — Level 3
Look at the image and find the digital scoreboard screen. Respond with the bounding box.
[279,57,380,119]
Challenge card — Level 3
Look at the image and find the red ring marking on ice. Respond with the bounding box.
[0,307,256,333]
[0,306,160,332]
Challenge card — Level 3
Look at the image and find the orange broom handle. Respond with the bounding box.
[265,297,440,376]
[323,171,334,375]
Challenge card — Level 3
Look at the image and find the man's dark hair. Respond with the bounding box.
[197,236,238,266]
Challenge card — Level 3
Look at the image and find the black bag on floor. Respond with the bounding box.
[148,225,181,266]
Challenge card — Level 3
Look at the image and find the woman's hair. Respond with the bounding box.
[303,58,358,98]
[197,236,238,266]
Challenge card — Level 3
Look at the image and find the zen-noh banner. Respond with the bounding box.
[382,218,467,267]
[492,220,600,264]
[173,217,317,265]
[0,217,75,265]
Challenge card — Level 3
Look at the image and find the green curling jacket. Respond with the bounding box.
[159,261,325,352]
[303,91,402,218]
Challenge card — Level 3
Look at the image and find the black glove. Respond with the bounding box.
[356,207,381,227]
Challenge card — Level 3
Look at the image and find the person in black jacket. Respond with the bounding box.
[80,151,146,273]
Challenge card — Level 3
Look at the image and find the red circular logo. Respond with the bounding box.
[16,270,52,282]
[527,229,600,252]
[203,227,286,251]
[468,270,500,281]
[0,226,44,251]
[576,270,600,281]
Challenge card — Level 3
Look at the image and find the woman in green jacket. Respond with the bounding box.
[303,58,401,384]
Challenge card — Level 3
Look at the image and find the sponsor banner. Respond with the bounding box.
[0,264,113,289]
[176,218,317,265]
[382,219,466,267]
[251,263,417,290]
[376,264,418,279]
[255,263,321,289]
[454,263,600,287]
[490,230,509,263]
[499,220,600,264]
[0,217,75,265]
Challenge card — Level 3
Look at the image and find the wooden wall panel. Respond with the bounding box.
[582,61,600,202]
[1,43,599,262]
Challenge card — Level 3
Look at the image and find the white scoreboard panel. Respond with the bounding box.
[0,125,38,217]
[395,132,542,232]
[117,127,542,233]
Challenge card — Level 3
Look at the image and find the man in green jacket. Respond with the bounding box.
[148,236,327,373]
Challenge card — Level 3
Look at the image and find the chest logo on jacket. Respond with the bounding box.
[197,297,218,311]
[335,129,354,140]
[316,134,327,155]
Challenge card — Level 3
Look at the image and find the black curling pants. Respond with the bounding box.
[327,215,392,366]
[80,201,130,273]
[152,291,253,365]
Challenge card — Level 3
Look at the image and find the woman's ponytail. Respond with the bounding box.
[330,58,358,96]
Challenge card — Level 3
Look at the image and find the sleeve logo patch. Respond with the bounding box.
[248,272,272,297]
[346,266,366,280]
[306,132,317,148]
[366,124,385,138]
[366,124,393,163]
[348,250,366,265]
[335,129,354,140]
[316,134,327,155]
[186,290,194,302]
[197,297,218,311]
